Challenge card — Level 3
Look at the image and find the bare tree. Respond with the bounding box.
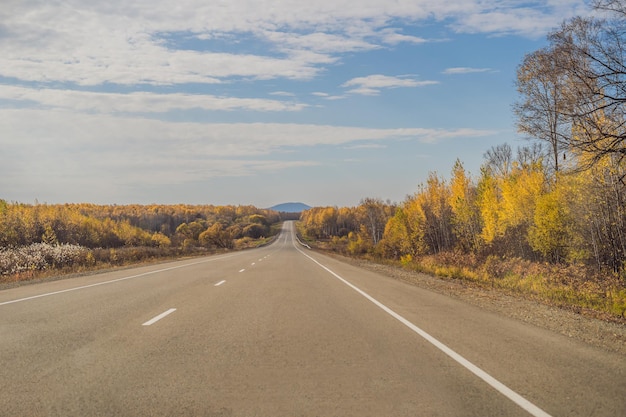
[483,143,513,178]
[549,1,626,173]
[517,142,546,170]
[594,0,626,17]
[514,45,572,176]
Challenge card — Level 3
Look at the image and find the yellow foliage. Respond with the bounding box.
[450,159,480,251]
[400,254,413,266]
[380,209,411,258]
[528,182,573,262]
[477,170,502,244]
[151,232,171,248]
[499,163,545,229]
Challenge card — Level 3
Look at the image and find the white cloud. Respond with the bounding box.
[343,144,387,150]
[379,28,431,45]
[312,92,346,100]
[342,74,438,95]
[453,1,588,37]
[0,108,495,160]
[261,31,378,54]
[0,85,306,113]
[270,91,296,97]
[443,67,494,75]
[324,95,346,101]
[456,10,554,37]
[0,106,495,202]
[0,1,589,86]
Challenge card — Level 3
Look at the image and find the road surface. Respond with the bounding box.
[0,222,624,416]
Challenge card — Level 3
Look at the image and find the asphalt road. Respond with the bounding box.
[0,222,624,416]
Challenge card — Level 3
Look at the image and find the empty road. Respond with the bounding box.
[0,222,624,416]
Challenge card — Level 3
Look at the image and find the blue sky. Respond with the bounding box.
[0,0,591,208]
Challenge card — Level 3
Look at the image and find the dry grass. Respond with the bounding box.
[400,251,626,319]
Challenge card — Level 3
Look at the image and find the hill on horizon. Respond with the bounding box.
[270,202,311,213]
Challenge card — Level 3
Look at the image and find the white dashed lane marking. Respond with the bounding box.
[142,308,177,326]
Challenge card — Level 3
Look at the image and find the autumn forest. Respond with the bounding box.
[0,202,281,278]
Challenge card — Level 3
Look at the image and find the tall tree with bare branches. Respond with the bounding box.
[549,0,626,172]
[514,44,571,176]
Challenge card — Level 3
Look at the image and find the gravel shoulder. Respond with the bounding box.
[326,252,626,356]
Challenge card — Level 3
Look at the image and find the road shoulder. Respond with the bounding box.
[320,252,626,356]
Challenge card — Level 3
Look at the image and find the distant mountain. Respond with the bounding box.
[270,202,311,213]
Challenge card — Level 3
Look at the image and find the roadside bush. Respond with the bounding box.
[91,246,179,265]
[0,243,89,276]
[243,223,267,239]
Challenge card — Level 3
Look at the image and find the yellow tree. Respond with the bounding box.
[356,198,392,246]
[402,196,428,255]
[415,173,453,253]
[528,182,573,263]
[477,167,502,245]
[336,206,356,236]
[449,159,481,252]
[500,163,545,230]
[199,222,233,249]
[151,232,172,248]
[380,208,412,259]
[488,160,547,258]
[386,174,450,256]
[315,206,338,237]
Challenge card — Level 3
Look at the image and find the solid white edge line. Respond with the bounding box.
[0,253,241,307]
[215,280,226,286]
[293,240,552,417]
[142,308,177,326]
